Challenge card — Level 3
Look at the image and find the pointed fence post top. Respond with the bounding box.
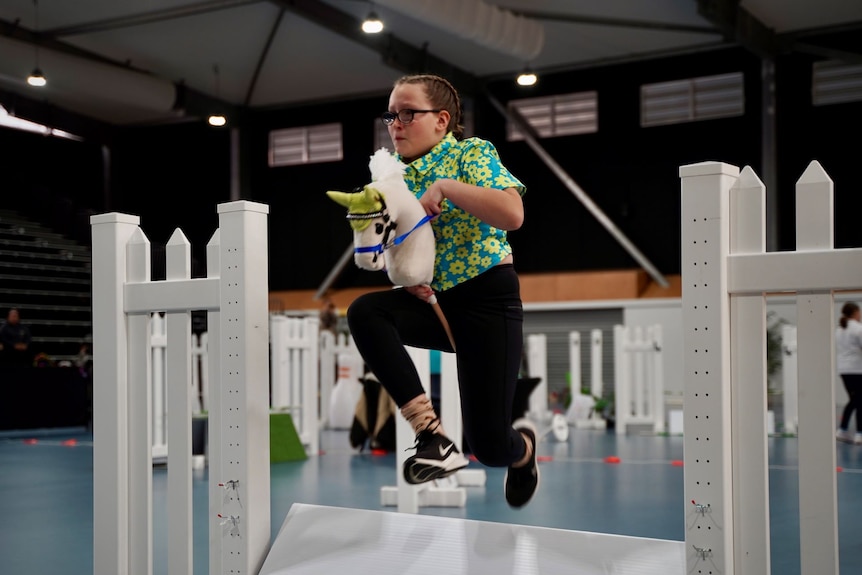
[797,160,831,186]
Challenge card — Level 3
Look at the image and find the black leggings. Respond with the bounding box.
[347,264,526,467]
[840,373,862,432]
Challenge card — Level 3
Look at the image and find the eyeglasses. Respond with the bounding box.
[381,109,441,126]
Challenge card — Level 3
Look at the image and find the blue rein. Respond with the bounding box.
[354,214,435,255]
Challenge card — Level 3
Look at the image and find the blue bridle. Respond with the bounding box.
[346,193,431,258]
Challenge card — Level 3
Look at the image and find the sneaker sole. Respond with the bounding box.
[404,453,469,484]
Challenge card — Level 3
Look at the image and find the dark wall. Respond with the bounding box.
[484,48,764,278]
[4,46,861,291]
[0,127,104,245]
[775,55,862,251]
[109,122,233,279]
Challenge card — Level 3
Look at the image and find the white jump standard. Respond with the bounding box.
[680,160,861,575]
[91,201,271,575]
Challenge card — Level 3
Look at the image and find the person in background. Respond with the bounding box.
[836,302,862,445]
[319,296,339,336]
[346,74,538,508]
[0,308,32,366]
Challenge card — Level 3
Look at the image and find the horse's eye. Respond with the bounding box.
[375,222,384,234]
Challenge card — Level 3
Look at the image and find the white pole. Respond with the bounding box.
[569,331,581,401]
[590,329,603,399]
[90,211,140,575]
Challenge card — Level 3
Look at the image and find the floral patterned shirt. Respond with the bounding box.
[397,133,525,292]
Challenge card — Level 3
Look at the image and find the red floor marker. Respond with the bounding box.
[837,466,843,473]
[671,460,684,467]
[23,438,38,445]
[604,455,621,464]
[61,439,78,447]
[370,449,388,456]
[537,455,553,462]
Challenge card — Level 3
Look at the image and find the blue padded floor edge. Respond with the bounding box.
[260,503,685,575]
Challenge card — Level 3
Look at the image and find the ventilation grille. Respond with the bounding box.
[507,92,598,141]
[813,60,862,106]
[641,72,744,127]
[269,123,342,167]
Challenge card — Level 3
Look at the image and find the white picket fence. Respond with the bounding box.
[679,159,862,575]
[91,201,271,575]
[614,324,664,434]
[529,326,665,433]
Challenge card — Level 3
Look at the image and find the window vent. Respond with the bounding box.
[269,123,343,167]
[641,72,743,127]
[813,60,862,106]
[507,92,597,141]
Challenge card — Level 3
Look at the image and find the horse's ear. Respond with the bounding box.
[326,190,352,208]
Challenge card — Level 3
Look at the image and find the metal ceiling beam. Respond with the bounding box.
[513,9,718,35]
[696,0,779,58]
[43,0,259,37]
[0,15,239,127]
[271,0,481,96]
[793,42,862,65]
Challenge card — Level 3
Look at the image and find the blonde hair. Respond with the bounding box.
[394,74,464,139]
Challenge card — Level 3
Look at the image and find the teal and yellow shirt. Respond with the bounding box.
[397,133,526,292]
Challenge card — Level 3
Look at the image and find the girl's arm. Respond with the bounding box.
[419,178,523,230]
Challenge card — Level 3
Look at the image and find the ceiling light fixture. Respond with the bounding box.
[516,68,537,87]
[362,11,384,34]
[27,0,46,87]
[27,68,46,87]
[208,63,227,127]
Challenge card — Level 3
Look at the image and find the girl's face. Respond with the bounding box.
[387,82,450,164]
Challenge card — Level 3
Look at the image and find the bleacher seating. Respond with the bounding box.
[0,208,92,363]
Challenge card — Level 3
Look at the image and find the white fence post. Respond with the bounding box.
[569,330,581,400]
[526,333,550,422]
[91,201,270,575]
[591,328,603,399]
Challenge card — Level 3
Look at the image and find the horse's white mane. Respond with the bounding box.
[369,147,406,183]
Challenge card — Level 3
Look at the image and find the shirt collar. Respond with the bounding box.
[398,132,457,176]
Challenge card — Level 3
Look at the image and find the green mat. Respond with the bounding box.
[270,412,308,462]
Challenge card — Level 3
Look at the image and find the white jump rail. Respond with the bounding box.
[680,160,861,575]
[91,200,270,575]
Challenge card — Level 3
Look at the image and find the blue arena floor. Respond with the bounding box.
[2,427,861,574]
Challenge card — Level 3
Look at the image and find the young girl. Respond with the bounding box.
[346,74,538,508]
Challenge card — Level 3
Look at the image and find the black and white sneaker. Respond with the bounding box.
[505,418,540,508]
[403,429,469,484]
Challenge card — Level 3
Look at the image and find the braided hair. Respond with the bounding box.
[394,74,464,139]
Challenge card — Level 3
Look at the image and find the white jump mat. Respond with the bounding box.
[260,503,685,575]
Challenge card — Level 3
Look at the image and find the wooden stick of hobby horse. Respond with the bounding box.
[427,294,456,352]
